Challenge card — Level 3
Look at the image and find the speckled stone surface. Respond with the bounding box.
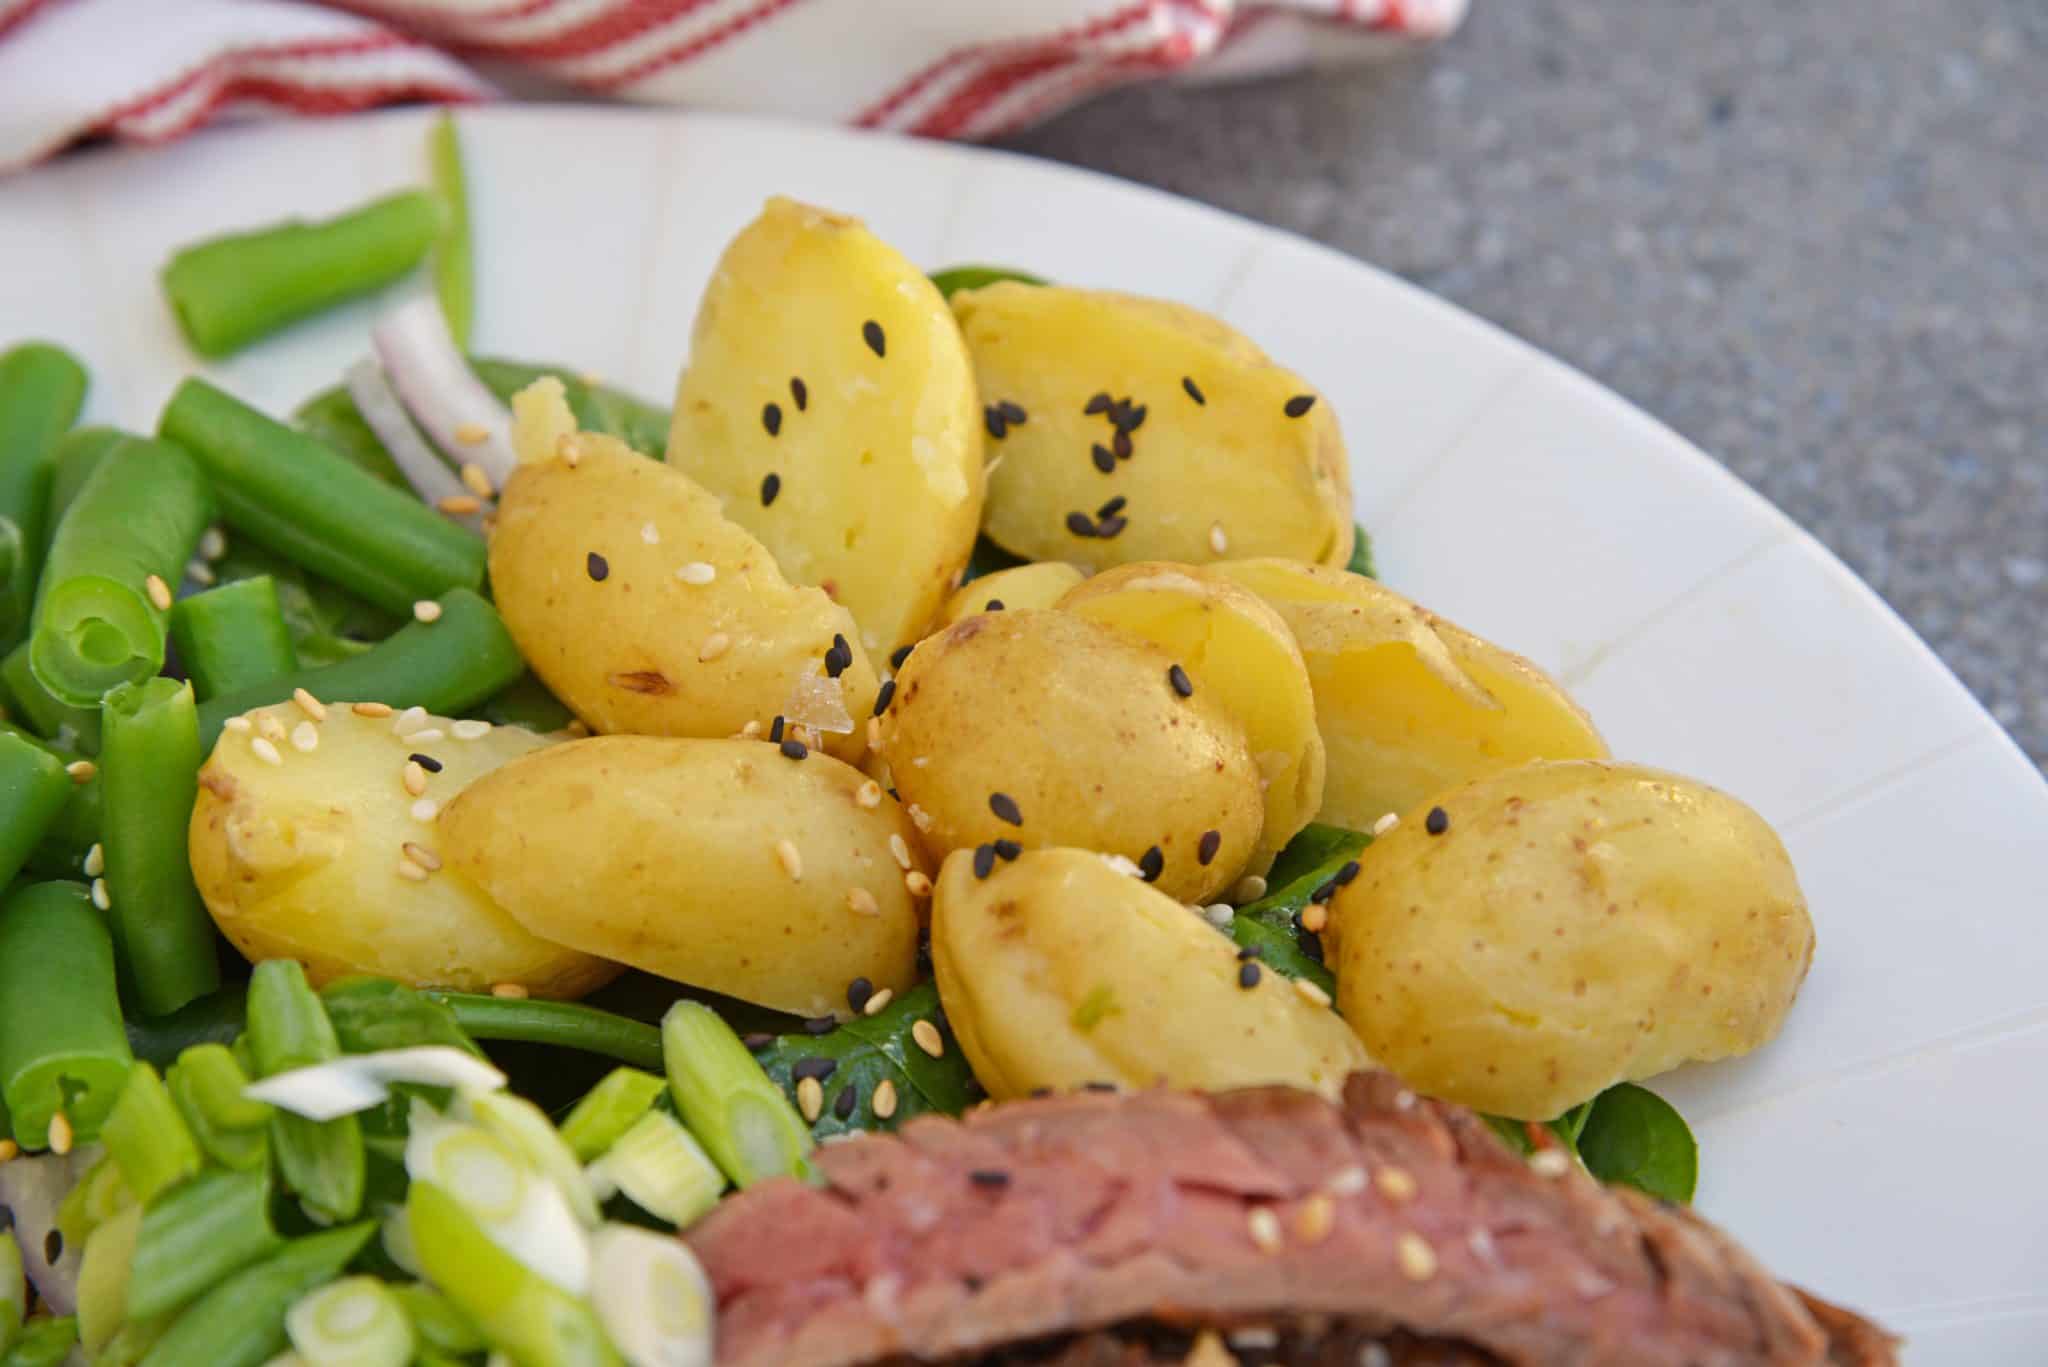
[1005,0,2046,767]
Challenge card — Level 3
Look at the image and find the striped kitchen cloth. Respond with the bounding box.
[0,0,1465,172]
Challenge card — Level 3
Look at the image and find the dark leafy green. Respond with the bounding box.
[126,987,248,1070]
[755,983,979,1141]
[1347,522,1376,579]
[1262,822,1367,892]
[959,535,1027,585]
[927,265,1047,298]
[470,358,670,459]
[1482,1098,1595,1158]
[291,387,406,487]
[209,538,400,669]
[320,977,482,1058]
[1227,823,1371,996]
[1575,1083,1697,1203]
[473,671,576,734]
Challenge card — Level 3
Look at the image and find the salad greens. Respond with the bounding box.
[753,982,981,1141]
[1227,822,1371,997]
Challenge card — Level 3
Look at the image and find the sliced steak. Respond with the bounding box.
[688,1072,1896,1367]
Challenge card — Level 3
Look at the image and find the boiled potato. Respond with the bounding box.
[934,561,1085,628]
[190,703,615,998]
[1059,562,1324,879]
[1212,559,1605,827]
[933,847,1371,1100]
[670,198,983,657]
[441,735,925,1019]
[952,283,1352,571]
[881,610,1262,904]
[493,380,878,761]
[1330,760,1814,1120]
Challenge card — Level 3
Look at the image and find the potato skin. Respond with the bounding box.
[1059,562,1324,879]
[880,610,1263,904]
[1331,760,1814,1120]
[491,407,878,761]
[935,562,1085,628]
[670,198,983,657]
[1212,559,1605,827]
[954,284,1352,572]
[190,705,615,998]
[440,735,925,1019]
[933,847,1371,1100]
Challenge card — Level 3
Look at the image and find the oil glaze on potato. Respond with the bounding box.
[670,198,983,657]
[440,735,924,1019]
[190,704,614,998]
[1059,562,1324,878]
[933,847,1371,1100]
[1331,760,1814,1120]
[880,610,1262,904]
[493,381,878,760]
[934,561,1085,628]
[952,283,1353,572]
[1213,559,1605,827]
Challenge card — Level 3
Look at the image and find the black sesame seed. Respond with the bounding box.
[832,632,851,666]
[996,400,1027,425]
[780,739,809,761]
[1066,512,1098,538]
[761,472,782,506]
[988,792,1023,825]
[1084,392,1112,416]
[409,753,444,773]
[0,1206,11,1232]
[585,551,609,581]
[1083,1080,1119,1093]
[1167,663,1194,698]
[769,715,786,743]
[1182,376,1206,404]
[834,1085,858,1120]
[862,320,887,357]
[847,976,874,1012]
[1091,444,1116,474]
[1095,514,1127,538]
[790,376,808,410]
[984,599,1005,612]
[1138,845,1164,882]
[1311,880,1338,904]
[993,838,1022,861]
[1097,495,1127,518]
[1299,931,1325,964]
[1029,1087,1053,1099]
[984,406,1008,440]
[873,679,896,715]
[45,1228,62,1264]
[1198,829,1221,865]
[1237,945,1264,961]
[973,843,997,879]
[1112,430,1132,460]
[969,1169,1011,1188]
[762,402,783,436]
[1119,404,1147,433]
[742,1033,775,1051]
[1334,859,1361,886]
[803,1015,837,1035]
[793,1055,838,1082]
[1238,961,1262,989]
[1284,393,1317,418]
[1425,806,1450,835]
[890,644,914,670]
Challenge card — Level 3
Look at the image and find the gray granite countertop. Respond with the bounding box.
[1006,0,2046,767]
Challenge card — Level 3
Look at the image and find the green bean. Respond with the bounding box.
[1,642,99,754]
[165,1042,271,1171]
[168,577,298,700]
[43,426,124,546]
[128,1168,284,1322]
[161,190,444,358]
[391,1283,485,1358]
[0,1315,77,1367]
[123,986,245,1070]
[290,388,404,487]
[100,1062,201,1203]
[246,961,364,1224]
[136,1220,373,1367]
[29,436,213,706]
[0,344,88,653]
[0,731,73,888]
[429,114,475,352]
[429,993,664,1072]
[0,881,133,1148]
[158,379,483,617]
[0,720,101,877]
[195,589,520,750]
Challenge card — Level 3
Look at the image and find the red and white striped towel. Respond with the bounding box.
[0,0,1464,173]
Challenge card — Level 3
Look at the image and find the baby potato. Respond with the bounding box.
[881,610,1262,904]
[1331,760,1814,1120]
[935,561,1085,628]
[933,847,1371,1100]
[952,283,1353,572]
[190,704,615,998]
[670,197,983,657]
[440,735,924,1019]
[1059,562,1325,879]
[1212,559,1605,828]
[493,381,878,761]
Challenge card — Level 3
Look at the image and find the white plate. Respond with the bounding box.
[7,106,2045,1362]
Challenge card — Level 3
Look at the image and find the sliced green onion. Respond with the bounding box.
[389,1283,484,1359]
[93,1314,172,1367]
[285,1276,412,1367]
[101,1062,202,1203]
[166,1043,271,1172]
[0,1231,23,1350]
[378,1207,420,1280]
[128,1167,284,1322]
[135,1220,374,1367]
[461,1089,599,1228]
[244,1047,506,1123]
[588,1225,713,1367]
[404,1104,589,1296]
[0,1314,76,1367]
[246,960,365,1226]
[76,1202,141,1355]
[585,1112,724,1230]
[661,1001,813,1189]
[559,1068,666,1163]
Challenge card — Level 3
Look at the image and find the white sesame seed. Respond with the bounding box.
[353,702,394,718]
[1396,1232,1438,1281]
[403,761,429,796]
[1327,1165,1369,1196]
[796,1076,824,1123]
[1360,1344,1394,1367]
[451,719,491,740]
[82,843,104,877]
[677,561,716,585]
[904,870,932,898]
[392,706,429,736]
[640,522,660,545]
[186,559,216,586]
[89,878,110,911]
[257,713,287,741]
[144,574,173,611]
[1376,1166,1417,1203]
[223,715,254,734]
[866,717,883,752]
[397,857,429,882]
[1233,874,1268,903]
[888,834,912,870]
[1293,977,1333,1008]
[1230,1329,1280,1351]
[1468,1227,1498,1264]
[406,729,444,744]
[855,779,882,809]
[846,887,879,917]
[413,600,444,624]
[66,758,97,782]
[250,738,283,766]
[1208,522,1229,555]
[1246,1207,1283,1253]
[862,988,893,1017]
[455,422,490,447]
[48,1111,73,1156]
[460,462,494,498]
[1294,1193,1335,1244]
[199,527,227,561]
[491,982,530,999]
[1530,1148,1574,1178]
[911,1019,945,1058]
[1301,903,1329,935]
[286,687,323,721]
[557,435,583,467]
[737,720,762,739]
[1373,811,1400,837]
[1204,903,1235,929]
[872,1079,898,1120]
[290,721,319,753]
[698,633,731,662]
[774,838,803,881]
[906,803,933,833]
[1394,1089,1416,1111]
[437,494,482,516]
[1099,852,1144,879]
[402,841,442,872]
[411,799,440,823]
[0,1139,17,1163]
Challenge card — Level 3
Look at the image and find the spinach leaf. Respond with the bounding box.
[1575,1083,1697,1204]
[1483,1098,1596,1158]
[1347,522,1376,579]
[293,385,407,487]
[928,265,1046,299]
[755,983,980,1141]
[469,358,670,459]
[959,535,1027,585]
[1262,822,1367,891]
[1227,823,1371,997]
[321,977,481,1058]
[209,537,400,666]
[474,671,576,734]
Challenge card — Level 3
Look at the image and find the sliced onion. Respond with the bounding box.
[460,1089,601,1229]
[404,1103,590,1296]
[588,1224,715,1367]
[344,358,480,529]
[0,1144,99,1314]
[243,1047,507,1122]
[371,295,517,487]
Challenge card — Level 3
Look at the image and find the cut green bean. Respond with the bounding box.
[169,577,298,701]
[166,1042,271,1171]
[0,719,102,877]
[1,641,99,754]
[136,1220,373,1367]
[559,1067,667,1162]
[43,426,124,547]
[0,731,73,888]
[77,1201,140,1355]
[159,378,483,616]
[429,115,474,352]
[0,1227,23,1350]
[430,993,663,1073]
[247,961,365,1224]
[29,436,212,705]
[101,1062,202,1203]
[0,344,88,653]
[162,191,444,358]
[129,1167,284,1322]
[661,1000,815,1189]
[390,1283,484,1358]
[0,1315,77,1367]
[0,881,133,1148]
[101,678,219,1015]
[195,588,518,750]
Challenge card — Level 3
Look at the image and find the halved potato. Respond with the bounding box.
[492,380,878,760]
[670,197,983,657]
[1059,562,1323,878]
[952,283,1352,571]
[934,561,1085,628]
[1212,559,1605,827]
